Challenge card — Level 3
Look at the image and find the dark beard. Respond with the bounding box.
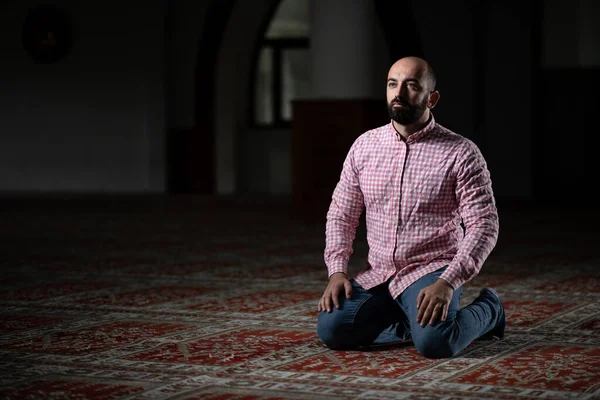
[387,98,428,125]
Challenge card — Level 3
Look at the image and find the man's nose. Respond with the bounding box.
[395,85,407,98]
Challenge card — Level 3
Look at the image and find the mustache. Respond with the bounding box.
[391,98,409,106]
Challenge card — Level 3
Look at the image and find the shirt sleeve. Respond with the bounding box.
[324,137,365,277]
[440,141,499,289]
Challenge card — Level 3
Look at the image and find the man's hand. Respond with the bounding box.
[318,272,352,313]
[416,279,454,327]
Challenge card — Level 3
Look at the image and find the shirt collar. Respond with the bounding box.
[388,114,437,143]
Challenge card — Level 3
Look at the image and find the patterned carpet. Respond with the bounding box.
[0,195,598,400]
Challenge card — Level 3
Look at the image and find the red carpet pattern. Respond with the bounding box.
[0,197,599,399]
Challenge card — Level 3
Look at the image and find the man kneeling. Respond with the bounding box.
[317,57,505,359]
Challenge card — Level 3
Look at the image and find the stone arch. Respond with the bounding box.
[194,0,425,194]
[213,0,280,194]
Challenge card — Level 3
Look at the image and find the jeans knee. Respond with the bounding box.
[414,327,458,359]
[316,311,353,350]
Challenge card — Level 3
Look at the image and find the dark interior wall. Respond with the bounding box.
[536,0,600,205]
[536,68,600,205]
[0,0,167,192]
[408,0,599,204]
[410,0,535,202]
[169,0,213,130]
[166,0,216,193]
[410,0,478,144]
[481,0,535,201]
[2,0,597,201]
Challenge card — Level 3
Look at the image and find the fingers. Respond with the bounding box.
[416,290,424,310]
[318,292,332,312]
[418,301,436,327]
[428,303,443,326]
[416,283,453,327]
[419,304,432,327]
[318,280,351,313]
[344,280,352,299]
[318,288,338,313]
[331,288,340,310]
[417,301,448,327]
[322,293,331,313]
[416,290,426,324]
[416,298,428,325]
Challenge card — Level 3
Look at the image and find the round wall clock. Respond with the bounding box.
[22,5,75,64]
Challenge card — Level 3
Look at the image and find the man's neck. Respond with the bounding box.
[392,112,431,140]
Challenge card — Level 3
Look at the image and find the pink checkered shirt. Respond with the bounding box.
[325,116,499,299]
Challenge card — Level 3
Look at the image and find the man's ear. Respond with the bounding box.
[428,91,440,109]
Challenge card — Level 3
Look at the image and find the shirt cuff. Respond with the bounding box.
[327,261,348,278]
[439,269,463,290]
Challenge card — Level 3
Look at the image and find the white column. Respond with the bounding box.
[309,0,379,99]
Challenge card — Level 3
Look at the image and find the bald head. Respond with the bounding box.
[388,56,436,91]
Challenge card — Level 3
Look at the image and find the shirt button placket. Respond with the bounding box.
[391,140,409,278]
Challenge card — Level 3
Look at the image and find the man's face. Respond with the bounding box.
[386,61,432,125]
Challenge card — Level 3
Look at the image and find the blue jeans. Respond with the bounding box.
[316,267,503,358]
